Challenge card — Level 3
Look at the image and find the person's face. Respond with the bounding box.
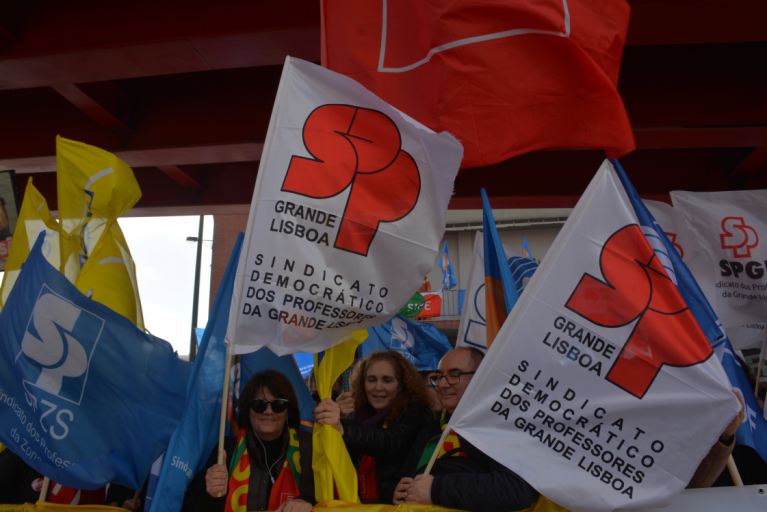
[436,351,475,414]
[425,371,442,414]
[365,360,399,411]
[249,386,288,441]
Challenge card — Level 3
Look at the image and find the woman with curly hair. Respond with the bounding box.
[314,351,434,504]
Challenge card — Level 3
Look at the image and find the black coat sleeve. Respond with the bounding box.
[430,452,538,512]
[379,422,436,506]
[341,405,434,459]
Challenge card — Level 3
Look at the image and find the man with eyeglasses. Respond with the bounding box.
[384,348,538,512]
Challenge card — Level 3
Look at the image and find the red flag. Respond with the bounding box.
[321,0,635,168]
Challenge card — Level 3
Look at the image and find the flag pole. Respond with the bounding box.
[422,427,452,477]
[726,455,744,486]
[755,329,766,396]
[216,343,234,497]
[38,476,50,501]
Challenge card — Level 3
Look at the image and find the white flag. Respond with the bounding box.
[644,199,765,350]
[671,189,767,328]
[449,161,738,512]
[456,232,536,351]
[225,57,463,355]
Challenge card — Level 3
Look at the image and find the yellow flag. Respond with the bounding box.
[56,136,145,329]
[55,135,141,233]
[313,330,369,503]
[0,502,125,512]
[0,442,5,455]
[0,179,78,309]
[74,220,145,330]
[312,495,569,512]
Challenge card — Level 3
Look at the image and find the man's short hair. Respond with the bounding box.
[445,347,485,371]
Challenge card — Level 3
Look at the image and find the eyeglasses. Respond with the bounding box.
[429,372,476,386]
[249,398,289,414]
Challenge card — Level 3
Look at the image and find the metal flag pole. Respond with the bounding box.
[215,343,234,497]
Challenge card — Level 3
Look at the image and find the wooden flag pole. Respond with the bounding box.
[38,476,50,502]
[422,426,452,477]
[726,455,744,486]
[216,344,234,497]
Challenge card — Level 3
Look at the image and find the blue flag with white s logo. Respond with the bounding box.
[440,241,456,290]
[612,159,767,464]
[0,233,190,490]
[361,314,452,370]
[149,232,244,512]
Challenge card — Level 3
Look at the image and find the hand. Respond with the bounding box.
[275,498,313,512]
[336,391,356,417]
[205,450,229,498]
[121,498,140,511]
[393,477,413,505]
[721,390,746,440]
[405,474,433,505]
[314,398,342,432]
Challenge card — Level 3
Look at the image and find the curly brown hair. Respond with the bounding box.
[350,351,432,422]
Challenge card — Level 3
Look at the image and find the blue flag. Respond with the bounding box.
[293,353,314,378]
[612,159,767,464]
[522,237,533,260]
[0,233,189,490]
[240,348,316,432]
[361,314,452,370]
[482,189,519,346]
[149,232,244,512]
[439,241,456,290]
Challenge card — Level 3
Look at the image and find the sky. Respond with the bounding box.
[120,215,214,356]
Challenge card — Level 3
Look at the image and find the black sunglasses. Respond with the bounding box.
[249,398,289,414]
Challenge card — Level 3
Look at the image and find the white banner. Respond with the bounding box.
[449,161,739,512]
[225,57,463,355]
[671,190,767,328]
[456,232,534,351]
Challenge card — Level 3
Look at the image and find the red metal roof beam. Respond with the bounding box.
[50,83,131,131]
[157,165,203,189]
[731,147,767,176]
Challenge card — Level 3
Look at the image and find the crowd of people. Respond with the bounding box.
[0,347,765,511]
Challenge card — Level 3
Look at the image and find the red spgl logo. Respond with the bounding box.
[566,225,712,399]
[720,217,758,258]
[282,105,421,256]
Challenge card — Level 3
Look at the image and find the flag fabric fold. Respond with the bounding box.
[482,189,519,348]
[313,331,368,503]
[148,233,244,512]
[321,0,635,168]
[0,234,189,490]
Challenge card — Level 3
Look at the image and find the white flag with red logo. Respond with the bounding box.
[225,57,463,355]
[671,190,767,328]
[448,161,738,512]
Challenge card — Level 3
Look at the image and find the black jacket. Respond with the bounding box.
[382,417,539,512]
[183,428,315,512]
[341,403,434,501]
[0,449,134,506]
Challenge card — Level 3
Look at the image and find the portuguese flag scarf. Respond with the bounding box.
[417,411,467,471]
[225,428,302,512]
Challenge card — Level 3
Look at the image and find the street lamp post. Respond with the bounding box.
[187,215,204,363]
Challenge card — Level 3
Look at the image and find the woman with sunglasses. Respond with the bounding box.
[189,370,314,512]
[314,351,434,504]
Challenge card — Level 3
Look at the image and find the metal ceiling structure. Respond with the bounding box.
[0,0,765,214]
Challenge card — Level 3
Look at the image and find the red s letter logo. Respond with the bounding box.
[282,105,421,256]
[720,217,759,258]
[566,225,712,398]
